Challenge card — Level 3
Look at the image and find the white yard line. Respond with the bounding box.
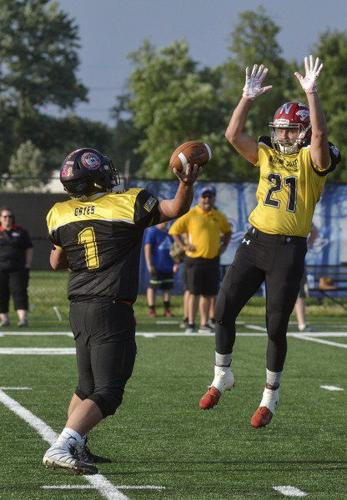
[0,331,73,336]
[273,485,308,497]
[320,385,344,391]
[1,330,347,337]
[244,324,267,332]
[0,348,76,355]
[291,334,347,349]
[42,485,165,491]
[0,386,32,390]
[0,389,128,500]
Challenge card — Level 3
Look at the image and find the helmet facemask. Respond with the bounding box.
[269,102,311,155]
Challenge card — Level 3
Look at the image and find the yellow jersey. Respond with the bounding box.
[169,205,231,259]
[249,137,340,237]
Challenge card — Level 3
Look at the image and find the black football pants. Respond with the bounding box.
[215,227,307,372]
[0,269,29,313]
[69,300,137,418]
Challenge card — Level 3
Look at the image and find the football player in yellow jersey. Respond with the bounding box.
[199,56,341,428]
[43,147,200,474]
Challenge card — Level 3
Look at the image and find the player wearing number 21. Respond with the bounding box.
[199,56,341,428]
[45,147,200,474]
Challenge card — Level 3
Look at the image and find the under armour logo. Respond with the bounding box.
[242,238,250,245]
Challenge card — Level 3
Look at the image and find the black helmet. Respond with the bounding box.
[60,148,120,198]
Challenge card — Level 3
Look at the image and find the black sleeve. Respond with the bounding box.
[20,228,33,249]
[134,189,161,229]
[312,142,341,177]
[48,229,61,247]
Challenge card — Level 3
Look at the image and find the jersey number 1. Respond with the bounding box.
[78,227,100,269]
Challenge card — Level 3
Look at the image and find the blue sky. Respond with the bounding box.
[57,0,347,125]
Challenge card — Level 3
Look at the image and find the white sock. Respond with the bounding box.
[260,387,280,413]
[266,369,282,388]
[215,352,232,367]
[56,427,83,449]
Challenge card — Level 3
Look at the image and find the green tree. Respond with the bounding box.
[0,0,87,115]
[221,6,293,181]
[8,139,45,190]
[127,40,226,179]
[310,31,347,181]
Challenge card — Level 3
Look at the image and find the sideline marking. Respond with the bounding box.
[42,485,165,491]
[245,324,267,332]
[0,389,128,500]
[0,386,32,390]
[320,385,344,391]
[273,485,308,497]
[1,331,347,338]
[0,348,76,355]
[291,334,347,349]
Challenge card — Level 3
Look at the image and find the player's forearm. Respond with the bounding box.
[173,234,186,250]
[159,183,193,221]
[225,97,253,144]
[306,92,328,141]
[25,248,33,268]
[50,247,68,270]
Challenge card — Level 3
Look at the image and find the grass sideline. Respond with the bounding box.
[0,271,345,499]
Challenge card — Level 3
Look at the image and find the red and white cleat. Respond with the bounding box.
[251,387,279,428]
[251,407,273,428]
[199,366,234,410]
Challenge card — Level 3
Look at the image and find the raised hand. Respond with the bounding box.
[242,64,272,99]
[294,55,323,94]
[173,163,201,185]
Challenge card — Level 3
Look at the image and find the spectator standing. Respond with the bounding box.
[144,222,179,317]
[169,185,232,334]
[0,207,33,327]
[294,224,318,331]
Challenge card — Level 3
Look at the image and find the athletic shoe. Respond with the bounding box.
[43,443,98,474]
[198,324,214,334]
[185,324,196,334]
[298,323,312,332]
[251,387,280,428]
[179,318,189,329]
[148,309,157,318]
[17,320,28,327]
[74,438,111,465]
[0,320,10,327]
[199,366,234,410]
[163,309,173,318]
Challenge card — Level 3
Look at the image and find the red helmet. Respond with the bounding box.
[269,101,311,154]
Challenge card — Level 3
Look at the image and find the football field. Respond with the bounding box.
[0,272,346,499]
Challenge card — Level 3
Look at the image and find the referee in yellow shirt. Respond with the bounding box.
[169,185,232,334]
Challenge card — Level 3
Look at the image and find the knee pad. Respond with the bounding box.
[88,390,124,418]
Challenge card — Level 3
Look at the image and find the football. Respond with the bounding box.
[169,141,212,173]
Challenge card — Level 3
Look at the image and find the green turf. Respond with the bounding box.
[0,272,346,499]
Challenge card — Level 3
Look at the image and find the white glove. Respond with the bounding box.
[294,55,323,94]
[242,64,272,99]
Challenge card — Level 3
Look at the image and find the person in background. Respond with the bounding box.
[169,185,232,334]
[294,223,318,332]
[144,222,179,317]
[0,207,33,327]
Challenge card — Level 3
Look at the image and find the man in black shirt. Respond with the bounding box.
[0,208,33,327]
[43,147,200,474]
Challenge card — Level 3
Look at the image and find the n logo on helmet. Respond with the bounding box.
[281,103,293,115]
